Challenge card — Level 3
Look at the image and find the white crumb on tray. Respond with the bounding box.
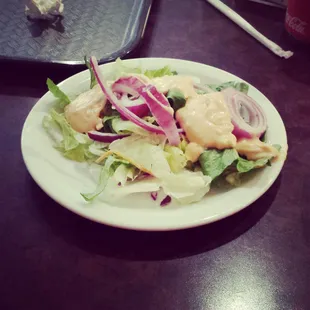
[25,0,64,20]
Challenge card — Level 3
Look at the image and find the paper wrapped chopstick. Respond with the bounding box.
[206,0,293,59]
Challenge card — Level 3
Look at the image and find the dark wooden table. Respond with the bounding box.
[1,1,310,309]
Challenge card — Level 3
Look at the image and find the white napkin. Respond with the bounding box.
[206,0,293,59]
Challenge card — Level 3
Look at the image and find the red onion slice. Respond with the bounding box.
[139,85,181,146]
[112,76,145,96]
[120,94,144,107]
[90,57,165,135]
[88,131,129,143]
[113,76,170,107]
[223,88,267,139]
[148,86,170,107]
[160,195,172,207]
[120,95,150,119]
[150,191,158,201]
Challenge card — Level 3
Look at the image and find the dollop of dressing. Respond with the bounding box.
[65,84,106,133]
[176,92,236,149]
[236,138,279,161]
[153,76,197,98]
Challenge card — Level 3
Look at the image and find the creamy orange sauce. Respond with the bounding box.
[236,138,279,160]
[65,84,106,133]
[185,142,204,163]
[176,92,236,149]
[153,76,197,98]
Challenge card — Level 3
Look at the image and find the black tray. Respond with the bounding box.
[0,0,152,64]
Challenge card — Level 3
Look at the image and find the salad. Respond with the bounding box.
[43,57,284,206]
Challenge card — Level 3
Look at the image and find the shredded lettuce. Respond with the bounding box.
[161,170,211,204]
[260,132,267,143]
[167,88,186,112]
[208,81,249,94]
[109,135,170,177]
[110,117,150,136]
[224,156,271,186]
[104,178,161,201]
[114,58,177,80]
[84,56,97,89]
[143,116,156,124]
[43,109,96,162]
[103,170,211,205]
[46,78,70,109]
[108,135,212,203]
[42,114,63,144]
[102,114,120,133]
[113,164,139,186]
[55,143,95,162]
[103,116,158,138]
[273,144,281,152]
[81,156,130,201]
[164,145,187,173]
[225,172,241,186]
[144,66,177,79]
[199,149,239,180]
[103,115,119,123]
[234,82,249,94]
[114,58,142,79]
[88,142,109,156]
[178,136,188,153]
[195,89,208,95]
[49,109,79,150]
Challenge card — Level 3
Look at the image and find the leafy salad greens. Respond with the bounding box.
[43,57,282,205]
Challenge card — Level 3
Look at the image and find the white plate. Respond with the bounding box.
[21,58,287,231]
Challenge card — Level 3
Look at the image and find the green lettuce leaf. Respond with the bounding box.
[109,117,152,136]
[49,109,79,150]
[42,114,63,144]
[88,142,109,156]
[43,109,96,162]
[178,136,188,153]
[81,156,131,201]
[199,146,278,181]
[225,172,241,186]
[113,164,139,186]
[144,66,177,79]
[114,58,177,79]
[84,56,97,89]
[234,82,249,94]
[236,157,269,173]
[260,132,267,143]
[208,81,249,94]
[114,58,142,79]
[167,88,186,112]
[195,89,208,95]
[55,143,96,162]
[102,114,120,133]
[164,145,187,173]
[199,149,239,180]
[46,78,70,109]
